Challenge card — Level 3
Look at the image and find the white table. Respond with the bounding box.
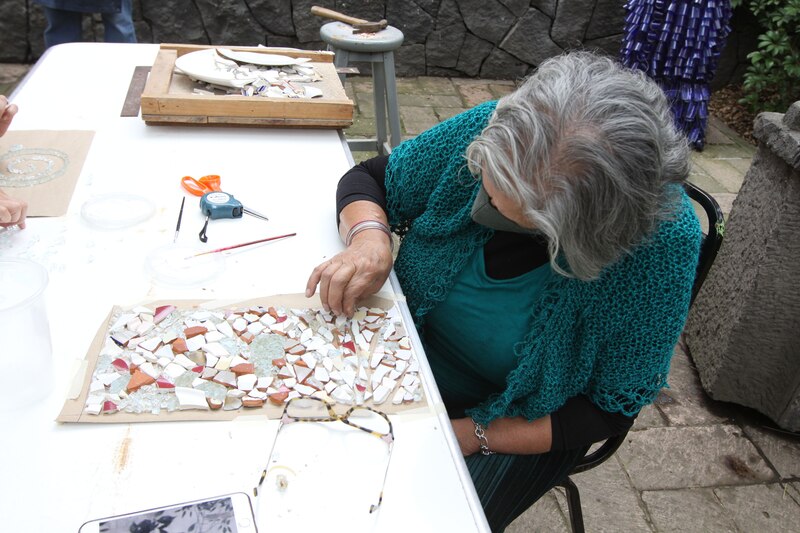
[0,43,489,532]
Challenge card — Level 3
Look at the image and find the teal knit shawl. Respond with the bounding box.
[385,102,702,425]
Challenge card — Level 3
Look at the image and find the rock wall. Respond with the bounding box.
[7,0,753,82]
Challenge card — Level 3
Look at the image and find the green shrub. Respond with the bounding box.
[733,0,800,112]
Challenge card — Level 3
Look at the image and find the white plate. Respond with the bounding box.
[174,49,257,88]
[216,48,312,67]
[81,193,155,230]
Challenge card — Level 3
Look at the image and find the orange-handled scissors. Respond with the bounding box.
[181,174,222,196]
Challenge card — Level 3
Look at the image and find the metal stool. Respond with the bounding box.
[320,21,404,155]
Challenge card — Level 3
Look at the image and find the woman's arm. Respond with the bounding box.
[453,395,636,455]
[306,157,393,316]
[452,415,553,455]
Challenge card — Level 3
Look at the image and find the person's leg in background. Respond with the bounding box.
[42,7,83,48]
[101,0,137,43]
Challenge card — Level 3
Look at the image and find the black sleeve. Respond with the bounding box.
[336,155,390,223]
[549,395,636,451]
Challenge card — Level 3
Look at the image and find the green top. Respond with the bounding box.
[426,247,554,410]
[385,101,702,425]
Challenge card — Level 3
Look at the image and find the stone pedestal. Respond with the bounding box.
[684,101,800,431]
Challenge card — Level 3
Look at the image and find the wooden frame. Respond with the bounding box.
[140,44,354,128]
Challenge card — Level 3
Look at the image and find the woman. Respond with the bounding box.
[306,52,701,530]
[0,95,27,229]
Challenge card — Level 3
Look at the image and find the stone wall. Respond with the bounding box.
[6,0,753,83]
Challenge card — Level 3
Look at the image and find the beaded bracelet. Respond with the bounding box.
[472,418,495,456]
[345,220,394,252]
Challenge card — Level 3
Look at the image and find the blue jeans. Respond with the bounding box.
[42,0,137,48]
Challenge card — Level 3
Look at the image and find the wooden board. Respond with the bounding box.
[140,44,354,128]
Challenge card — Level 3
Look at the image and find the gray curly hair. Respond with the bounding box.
[466,51,690,280]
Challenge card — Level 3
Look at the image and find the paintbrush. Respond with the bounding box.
[174,197,185,243]
[186,232,297,258]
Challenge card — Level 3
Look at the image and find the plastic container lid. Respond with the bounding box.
[81,193,155,230]
[144,244,225,287]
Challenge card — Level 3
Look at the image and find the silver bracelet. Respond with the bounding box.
[345,220,394,252]
[472,418,495,456]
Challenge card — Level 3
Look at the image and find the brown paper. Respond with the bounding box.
[57,293,428,424]
[0,130,95,216]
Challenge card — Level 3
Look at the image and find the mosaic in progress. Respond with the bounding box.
[84,304,422,416]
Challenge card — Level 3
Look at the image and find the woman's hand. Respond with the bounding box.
[452,418,480,456]
[0,95,18,137]
[0,189,27,229]
[305,230,393,317]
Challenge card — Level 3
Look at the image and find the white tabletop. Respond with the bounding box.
[0,43,488,532]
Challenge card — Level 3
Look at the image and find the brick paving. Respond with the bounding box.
[3,62,798,532]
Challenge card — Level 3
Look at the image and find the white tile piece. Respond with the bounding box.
[229,355,248,368]
[110,313,137,332]
[137,336,161,353]
[314,366,329,383]
[341,368,357,388]
[154,345,174,360]
[90,380,105,393]
[174,353,197,370]
[370,347,384,369]
[100,337,124,357]
[205,353,219,368]
[204,330,225,343]
[247,389,268,400]
[300,353,317,369]
[233,317,248,333]
[259,313,276,325]
[139,362,160,379]
[130,352,147,367]
[216,320,235,338]
[331,385,354,404]
[287,391,301,401]
[324,381,337,394]
[283,378,297,388]
[371,365,391,388]
[294,384,316,396]
[175,387,209,410]
[137,349,157,363]
[395,349,412,361]
[238,374,258,391]
[256,376,273,390]
[392,388,405,405]
[227,388,246,398]
[190,311,212,321]
[294,365,313,384]
[161,330,179,344]
[372,384,391,405]
[164,363,187,379]
[185,335,206,352]
[247,322,265,336]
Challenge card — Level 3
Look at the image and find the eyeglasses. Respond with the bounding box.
[254,397,394,513]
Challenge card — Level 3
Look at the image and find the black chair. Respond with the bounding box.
[555,181,725,533]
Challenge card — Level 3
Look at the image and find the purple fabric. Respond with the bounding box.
[620,0,733,149]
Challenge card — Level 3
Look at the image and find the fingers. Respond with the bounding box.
[0,195,27,228]
[0,96,18,137]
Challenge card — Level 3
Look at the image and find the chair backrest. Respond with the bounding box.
[569,181,724,474]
